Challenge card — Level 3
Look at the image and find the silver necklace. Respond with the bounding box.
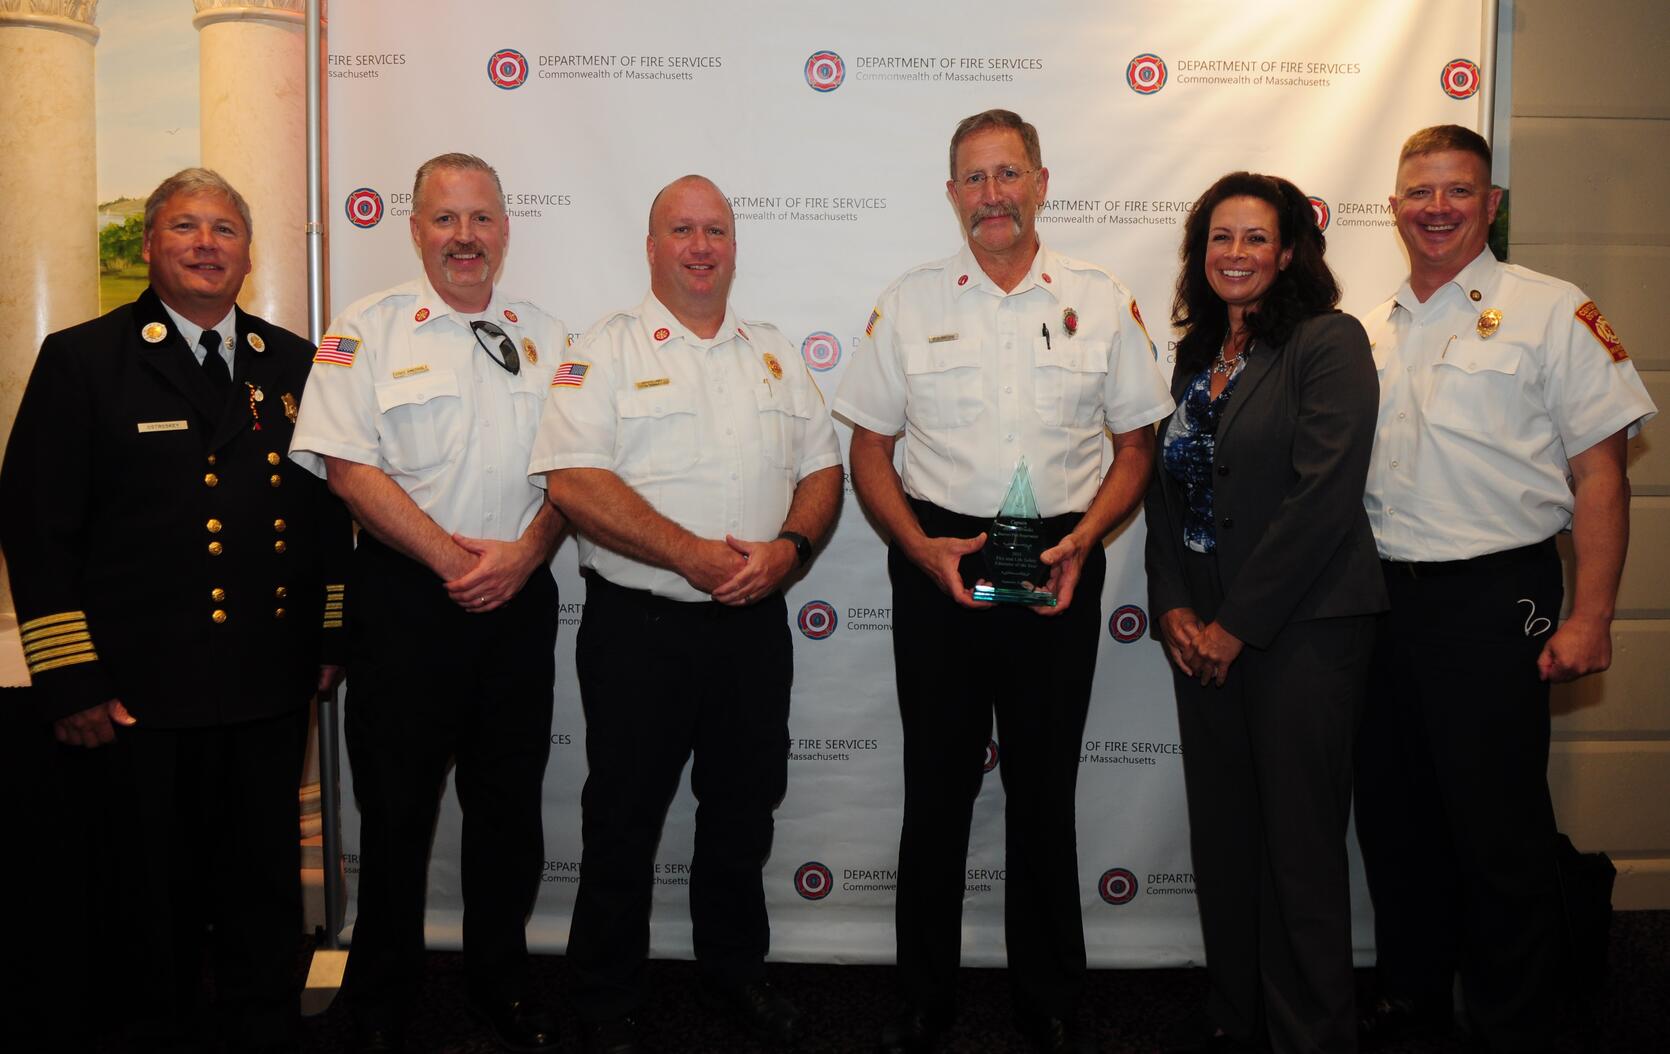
[1211,334,1247,375]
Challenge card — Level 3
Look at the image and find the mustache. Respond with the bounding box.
[443,242,488,258]
[969,203,1021,229]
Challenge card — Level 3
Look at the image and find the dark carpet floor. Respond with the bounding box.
[297,911,1669,1053]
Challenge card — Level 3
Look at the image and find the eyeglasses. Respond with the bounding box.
[956,166,1036,191]
[470,320,520,376]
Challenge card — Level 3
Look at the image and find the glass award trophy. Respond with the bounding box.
[972,457,1056,606]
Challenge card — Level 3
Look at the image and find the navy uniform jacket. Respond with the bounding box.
[0,287,351,727]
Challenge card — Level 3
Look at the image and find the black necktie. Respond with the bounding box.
[200,330,231,394]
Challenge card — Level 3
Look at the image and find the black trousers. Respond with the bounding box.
[341,535,559,1025]
[42,707,310,1053]
[566,574,793,1021]
[889,500,1105,1021]
[1174,549,1371,1054]
[1354,541,1563,1053]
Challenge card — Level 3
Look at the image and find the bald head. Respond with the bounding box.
[648,175,734,234]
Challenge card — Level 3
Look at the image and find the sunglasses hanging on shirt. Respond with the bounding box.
[470,320,521,376]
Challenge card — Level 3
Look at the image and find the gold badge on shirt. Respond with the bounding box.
[1476,308,1503,338]
[522,337,538,364]
[282,392,299,423]
[141,322,167,344]
[763,352,784,380]
[247,332,267,354]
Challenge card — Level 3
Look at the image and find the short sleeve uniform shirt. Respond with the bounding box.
[290,277,565,541]
[1364,250,1656,561]
[834,242,1173,518]
[528,294,843,602]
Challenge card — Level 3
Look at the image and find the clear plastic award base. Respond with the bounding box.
[972,457,1057,606]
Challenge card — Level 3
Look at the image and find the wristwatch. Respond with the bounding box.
[777,530,812,567]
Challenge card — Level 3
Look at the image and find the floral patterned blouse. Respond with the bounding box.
[1161,355,1247,554]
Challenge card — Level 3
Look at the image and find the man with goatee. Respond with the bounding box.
[291,152,567,1053]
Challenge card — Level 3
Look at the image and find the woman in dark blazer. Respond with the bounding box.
[1144,172,1385,1054]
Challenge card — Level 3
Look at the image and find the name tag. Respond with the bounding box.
[392,364,430,379]
[928,333,959,344]
[137,420,189,433]
[634,377,671,389]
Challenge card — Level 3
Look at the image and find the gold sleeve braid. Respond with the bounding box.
[323,583,345,629]
[20,610,99,675]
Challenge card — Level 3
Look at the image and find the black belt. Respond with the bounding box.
[1380,538,1556,579]
[906,497,1082,543]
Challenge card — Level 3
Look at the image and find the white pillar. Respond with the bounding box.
[0,1,101,681]
[193,0,307,332]
[195,2,324,921]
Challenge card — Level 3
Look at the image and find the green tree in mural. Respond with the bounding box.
[99,214,144,273]
[1489,187,1511,263]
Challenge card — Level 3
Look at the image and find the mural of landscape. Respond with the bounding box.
[95,1,199,311]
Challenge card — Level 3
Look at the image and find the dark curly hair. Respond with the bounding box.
[1170,171,1340,374]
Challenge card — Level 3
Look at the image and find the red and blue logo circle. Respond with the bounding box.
[345,188,383,229]
[805,50,845,92]
[797,600,837,640]
[488,48,529,90]
[1099,867,1138,905]
[983,738,1000,773]
[801,331,842,372]
[1108,604,1147,643]
[1127,54,1167,95]
[1441,58,1481,100]
[1308,195,1331,232]
[795,861,833,900]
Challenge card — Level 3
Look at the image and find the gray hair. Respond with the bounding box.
[143,168,253,237]
[412,152,505,212]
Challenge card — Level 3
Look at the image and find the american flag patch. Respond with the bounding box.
[551,361,589,388]
[866,307,881,337]
[314,335,360,366]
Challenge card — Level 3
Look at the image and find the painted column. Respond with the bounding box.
[194,1,323,917]
[0,1,101,680]
[193,0,307,332]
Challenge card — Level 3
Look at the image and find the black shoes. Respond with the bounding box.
[1014,1009,1096,1053]
[351,1022,404,1053]
[701,978,802,1046]
[879,1005,1093,1053]
[468,993,561,1053]
[1359,995,1452,1050]
[1162,1027,1264,1054]
[574,978,796,1052]
[878,1006,952,1053]
[578,1015,642,1054]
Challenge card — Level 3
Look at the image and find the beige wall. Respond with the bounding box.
[1511,0,1670,908]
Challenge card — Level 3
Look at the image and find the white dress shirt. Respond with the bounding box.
[160,302,237,373]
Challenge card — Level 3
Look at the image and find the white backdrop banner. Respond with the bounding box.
[324,0,1491,967]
